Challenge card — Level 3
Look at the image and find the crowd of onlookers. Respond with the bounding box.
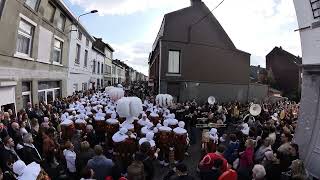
[0,82,312,180]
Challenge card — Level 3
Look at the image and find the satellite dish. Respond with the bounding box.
[250,104,262,116]
[208,96,216,105]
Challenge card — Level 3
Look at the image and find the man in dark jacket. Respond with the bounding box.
[138,142,155,180]
[19,133,42,164]
[164,163,194,180]
[87,145,114,180]
[0,136,20,172]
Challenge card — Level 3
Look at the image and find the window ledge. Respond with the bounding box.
[14,53,34,61]
[37,59,51,64]
[74,63,80,66]
[166,73,181,77]
[53,62,63,66]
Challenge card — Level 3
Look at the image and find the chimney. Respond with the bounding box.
[191,0,202,6]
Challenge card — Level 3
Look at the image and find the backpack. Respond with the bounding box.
[127,161,145,180]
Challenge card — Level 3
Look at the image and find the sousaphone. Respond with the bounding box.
[249,104,262,116]
[208,96,216,105]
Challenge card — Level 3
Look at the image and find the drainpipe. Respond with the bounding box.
[158,40,162,94]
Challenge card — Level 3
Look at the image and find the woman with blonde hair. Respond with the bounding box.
[291,160,308,180]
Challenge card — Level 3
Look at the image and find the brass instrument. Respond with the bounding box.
[208,96,216,105]
[196,123,226,129]
[249,104,262,116]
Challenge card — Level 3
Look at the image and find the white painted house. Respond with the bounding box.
[293,0,320,178]
[91,38,106,90]
[104,44,114,86]
[67,25,95,95]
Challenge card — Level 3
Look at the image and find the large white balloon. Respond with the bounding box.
[108,88,124,102]
[156,94,173,107]
[129,97,143,117]
[116,97,130,117]
[116,97,143,118]
[105,86,114,93]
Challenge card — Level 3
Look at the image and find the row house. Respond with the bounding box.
[0,0,144,112]
[91,37,114,89]
[112,59,126,85]
[91,38,105,90]
[148,0,250,103]
[293,0,320,178]
[0,0,75,111]
[266,46,302,100]
[67,22,95,95]
[104,42,114,87]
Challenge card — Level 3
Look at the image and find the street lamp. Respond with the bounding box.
[70,10,98,32]
[77,10,98,22]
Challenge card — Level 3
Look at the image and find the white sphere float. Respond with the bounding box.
[105,86,114,93]
[108,87,124,102]
[156,94,173,107]
[116,97,143,118]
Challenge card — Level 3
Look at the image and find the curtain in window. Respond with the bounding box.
[17,34,30,54]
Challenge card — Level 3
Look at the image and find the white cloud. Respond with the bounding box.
[113,41,152,75]
[69,0,301,73]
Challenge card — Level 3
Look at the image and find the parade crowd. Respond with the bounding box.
[0,82,310,180]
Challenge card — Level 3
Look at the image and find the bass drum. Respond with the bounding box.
[173,133,187,161]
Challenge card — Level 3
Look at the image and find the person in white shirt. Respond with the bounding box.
[63,141,77,179]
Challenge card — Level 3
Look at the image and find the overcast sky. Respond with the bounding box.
[64,0,301,75]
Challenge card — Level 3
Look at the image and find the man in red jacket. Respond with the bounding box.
[199,145,229,173]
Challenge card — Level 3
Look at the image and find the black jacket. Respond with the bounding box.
[19,144,42,164]
[139,153,154,180]
[0,147,20,171]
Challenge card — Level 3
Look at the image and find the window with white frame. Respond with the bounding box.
[25,0,39,11]
[101,64,104,74]
[38,81,60,104]
[97,79,100,89]
[84,50,88,67]
[53,38,63,64]
[44,3,55,22]
[16,19,34,57]
[78,31,82,40]
[57,13,66,31]
[22,81,32,108]
[75,44,80,64]
[97,62,100,74]
[310,0,320,18]
[92,60,96,73]
[106,65,111,75]
[112,66,116,75]
[168,50,180,74]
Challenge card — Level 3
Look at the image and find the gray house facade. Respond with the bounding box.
[0,0,74,111]
[149,0,250,103]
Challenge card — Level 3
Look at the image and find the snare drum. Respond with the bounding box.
[75,120,87,132]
